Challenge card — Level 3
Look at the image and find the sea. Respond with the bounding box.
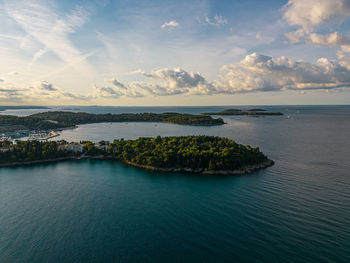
[0,105,349,263]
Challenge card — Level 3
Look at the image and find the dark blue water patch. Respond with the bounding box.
[0,158,349,263]
[1,106,350,262]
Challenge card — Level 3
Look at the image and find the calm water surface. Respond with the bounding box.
[0,106,350,262]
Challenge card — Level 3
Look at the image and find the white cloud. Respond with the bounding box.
[286,31,350,46]
[94,78,144,99]
[285,28,308,44]
[204,15,228,26]
[94,85,123,99]
[218,53,350,93]
[0,79,91,103]
[283,0,350,29]
[283,0,350,60]
[95,53,350,98]
[29,80,91,100]
[341,45,350,53]
[2,51,350,103]
[106,78,128,90]
[309,32,350,46]
[129,68,217,96]
[161,20,180,30]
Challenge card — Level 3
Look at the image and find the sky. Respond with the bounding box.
[1,0,350,106]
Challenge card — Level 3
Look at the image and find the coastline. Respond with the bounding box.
[0,156,274,175]
[122,159,274,175]
[0,155,113,168]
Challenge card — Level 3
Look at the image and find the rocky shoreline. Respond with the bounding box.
[123,159,274,175]
[0,156,274,175]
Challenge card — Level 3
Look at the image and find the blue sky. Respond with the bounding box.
[1,0,350,105]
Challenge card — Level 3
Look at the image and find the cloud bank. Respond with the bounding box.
[283,0,350,29]
[0,80,90,103]
[91,53,350,99]
[2,51,350,103]
[283,0,350,51]
[218,53,350,93]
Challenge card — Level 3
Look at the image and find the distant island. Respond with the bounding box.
[0,136,273,175]
[0,106,50,111]
[0,111,224,133]
[203,108,283,116]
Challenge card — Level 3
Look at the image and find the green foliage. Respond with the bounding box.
[0,141,71,163]
[0,111,224,130]
[109,136,268,170]
[0,136,269,171]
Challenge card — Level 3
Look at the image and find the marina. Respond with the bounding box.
[28,131,59,141]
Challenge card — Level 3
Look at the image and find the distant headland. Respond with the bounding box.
[0,106,50,111]
[0,136,274,175]
[203,108,283,116]
[0,111,224,134]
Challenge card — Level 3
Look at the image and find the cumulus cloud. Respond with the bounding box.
[341,45,350,53]
[283,0,350,29]
[94,85,123,99]
[285,28,308,44]
[309,32,350,46]
[218,53,350,93]
[3,51,350,103]
[283,0,350,48]
[130,68,218,95]
[29,81,91,100]
[94,78,144,99]
[286,31,350,46]
[161,20,180,30]
[204,15,228,26]
[93,52,350,99]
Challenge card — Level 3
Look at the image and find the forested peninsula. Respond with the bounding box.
[204,108,283,116]
[0,136,273,175]
[0,111,224,131]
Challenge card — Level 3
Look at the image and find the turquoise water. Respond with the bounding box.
[1,106,350,262]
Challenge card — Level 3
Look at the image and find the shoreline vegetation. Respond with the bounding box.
[204,108,284,116]
[0,106,49,111]
[0,111,224,132]
[0,136,274,175]
[0,108,284,134]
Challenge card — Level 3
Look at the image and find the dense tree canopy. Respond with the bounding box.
[0,140,71,163]
[0,136,270,172]
[109,136,268,171]
[0,111,224,130]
